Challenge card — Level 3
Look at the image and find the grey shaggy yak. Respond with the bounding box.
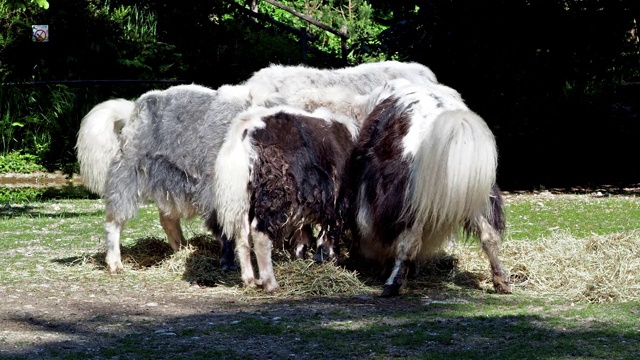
[75,61,439,274]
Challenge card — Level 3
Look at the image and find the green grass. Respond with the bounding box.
[505,194,640,240]
[1,194,639,359]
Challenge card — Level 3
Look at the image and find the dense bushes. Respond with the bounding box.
[0,0,345,172]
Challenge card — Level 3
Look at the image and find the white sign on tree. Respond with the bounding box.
[32,25,49,43]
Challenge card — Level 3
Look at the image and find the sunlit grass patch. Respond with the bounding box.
[504,192,640,240]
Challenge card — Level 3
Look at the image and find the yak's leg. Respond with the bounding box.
[293,224,313,260]
[204,213,237,271]
[381,258,412,297]
[251,219,279,293]
[235,213,256,287]
[105,213,125,274]
[103,156,143,274]
[380,229,420,297]
[219,233,237,271]
[158,211,186,252]
[477,216,512,294]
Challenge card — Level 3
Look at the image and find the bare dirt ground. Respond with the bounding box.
[2,280,443,359]
[0,171,82,188]
[2,251,490,359]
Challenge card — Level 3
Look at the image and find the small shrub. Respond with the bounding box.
[0,151,46,174]
[0,187,46,203]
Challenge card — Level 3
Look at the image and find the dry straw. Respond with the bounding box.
[454,230,640,303]
[94,229,639,303]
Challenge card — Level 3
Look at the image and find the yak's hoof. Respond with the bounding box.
[107,266,123,274]
[262,281,280,293]
[380,284,401,298]
[106,260,124,274]
[494,280,512,294]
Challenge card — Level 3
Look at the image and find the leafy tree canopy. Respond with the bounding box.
[1,0,49,10]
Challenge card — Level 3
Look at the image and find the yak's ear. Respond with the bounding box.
[217,85,251,107]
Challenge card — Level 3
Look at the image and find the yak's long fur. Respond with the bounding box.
[214,106,357,292]
[76,99,134,195]
[246,61,437,114]
[343,79,510,296]
[76,61,439,273]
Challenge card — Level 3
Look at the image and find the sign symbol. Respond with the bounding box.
[34,29,47,42]
[32,25,49,43]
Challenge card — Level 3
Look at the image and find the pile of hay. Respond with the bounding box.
[453,230,640,303]
[108,236,374,297]
[87,230,639,302]
[269,259,374,297]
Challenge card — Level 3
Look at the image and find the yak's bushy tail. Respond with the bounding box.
[75,99,135,195]
[408,110,497,243]
[213,108,266,238]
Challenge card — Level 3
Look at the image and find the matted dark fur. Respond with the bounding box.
[342,98,415,250]
[251,112,355,241]
[214,107,356,292]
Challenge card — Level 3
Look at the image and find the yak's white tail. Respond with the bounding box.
[75,99,135,195]
[213,107,268,238]
[408,110,497,241]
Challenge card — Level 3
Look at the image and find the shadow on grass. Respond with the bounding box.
[342,251,489,295]
[0,204,103,219]
[0,185,101,219]
[51,234,244,288]
[50,233,491,296]
[4,296,639,360]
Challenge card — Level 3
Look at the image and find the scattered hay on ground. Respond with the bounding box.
[78,229,640,303]
[453,230,640,303]
[101,236,375,297]
[121,237,174,268]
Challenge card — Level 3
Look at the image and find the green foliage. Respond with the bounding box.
[106,3,184,80]
[112,4,157,43]
[256,0,389,63]
[0,151,45,173]
[0,187,45,203]
[0,185,97,204]
[0,84,77,168]
[0,1,186,171]
[0,0,48,11]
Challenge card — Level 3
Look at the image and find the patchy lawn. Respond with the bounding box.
[1,192,639,359]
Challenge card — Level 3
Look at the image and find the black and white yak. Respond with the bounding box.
[213,106,358,292]
[341,79,511,297]
[75,61,437,273]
